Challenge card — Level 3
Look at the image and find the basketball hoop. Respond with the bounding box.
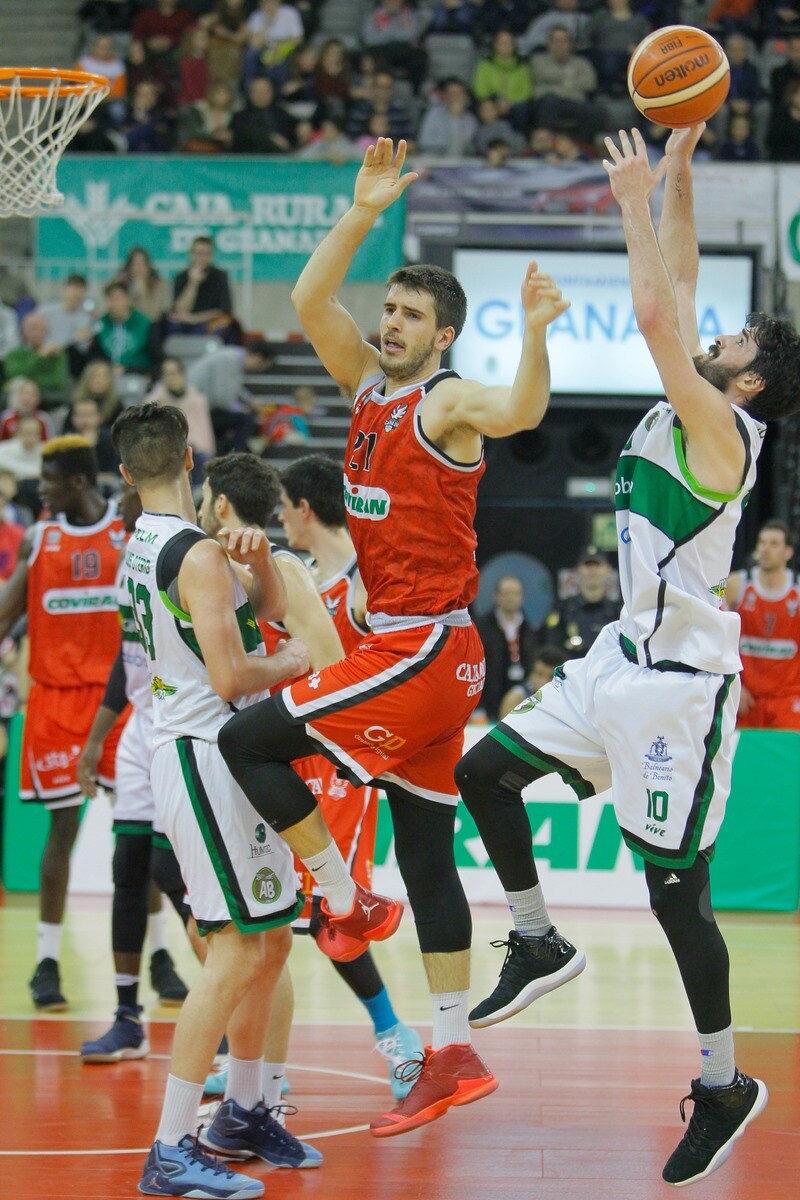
[0,68,110,218]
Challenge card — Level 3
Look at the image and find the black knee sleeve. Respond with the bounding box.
[150,843,190,926]
[112,833,151,955]
[645,855,731,1034]
[455,732,547,893]
[386,784,471,955]
[218,699,320,832]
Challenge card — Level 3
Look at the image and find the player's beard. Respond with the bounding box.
[692,353,742,393]
[379,334,437,381]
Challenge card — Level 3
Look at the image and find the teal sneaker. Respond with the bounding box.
[204,1063,291,1098]
[374,1021,425,1100]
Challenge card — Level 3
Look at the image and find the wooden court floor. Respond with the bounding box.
[1,894,798,1199]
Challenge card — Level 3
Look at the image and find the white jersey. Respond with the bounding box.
[124,511,268,748]
[615,402,764,675]
[116,561,153,717]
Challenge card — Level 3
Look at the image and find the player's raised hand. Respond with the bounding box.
[521,262,570,329]
[353,138,419,214]
[274,637,310,680]
[218,526,270,568]
[665,122,706,162]
[602,128,668,205]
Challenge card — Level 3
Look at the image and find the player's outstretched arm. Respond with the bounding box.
[291,138,418,396]
[218,526,286,623]
[0,530,32,642]
[180,540,309,700]
[658,124,705,356]
[276,555,344,670]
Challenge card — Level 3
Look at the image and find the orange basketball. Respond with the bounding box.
[627,25,730,128]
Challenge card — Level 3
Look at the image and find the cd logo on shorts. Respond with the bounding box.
[252,866,282,905]
[355,725,406,754]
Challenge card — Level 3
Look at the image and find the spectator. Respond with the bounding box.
[484,137,514,165]
[467,0,537,42]
[0,253,33,317]
[244,0,304,84]
[279,43,320,119]
[177,78,237,151]
[717,110,761,160]
[473,29,534,116]
[187,337,274,452]
[518,0,590,55]
[170,235,236,338]
[0,300,19,358]
[257,383,315,447]
[418,77,479,157]
[529,25,599,136]
[125,38,176,111]
[545,545,619,658]
[361,0,428,89]
[132,0,196,67]
[474,575,540,722]
[345,68,415,142]
[588,0,650,97]
[145,356,216,458]
[3,313,70,407]
[725,33,763,114]
[0,485,24,579]
[707,0,759,40]
[498,643,563,720]
[35,274,96,377]
[76,33,127,101]
[768,78,800,161]
[472,95,525,157]
[528,124,556,158]
[90,282,154,375]
[123,79,173,152]
[72,359,123,427]
[200,0,250,87]
[114,247,170,324]
[297,114,361,161]
[547,124,592,162]
[0,464,31,526]
[0,379,53,442]
[68,396,120,487]
[429,0,473,36]
[230,75,296,153]
[727,519,800,730]
[770,31,800,106]
[179,24,211,107]
[314,38,352,108]
[0,416,44,483]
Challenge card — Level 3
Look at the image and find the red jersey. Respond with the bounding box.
[737,569,800,699]
[318,554,368,655]
[27,503,127,687]
[344,369,485,617]
[0,519,24,580]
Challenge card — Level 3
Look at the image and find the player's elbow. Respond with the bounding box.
[208,665,241,703]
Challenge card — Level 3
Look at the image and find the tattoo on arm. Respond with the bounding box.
[675,172,684,199]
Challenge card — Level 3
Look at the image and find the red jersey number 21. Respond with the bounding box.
[349,431,377,472]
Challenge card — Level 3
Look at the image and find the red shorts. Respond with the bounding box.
[277,622,485,809]
[737,694,800,732]
[293,754,378,927]
[21,682,128,807]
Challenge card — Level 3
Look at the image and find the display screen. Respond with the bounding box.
[451,248,756,397]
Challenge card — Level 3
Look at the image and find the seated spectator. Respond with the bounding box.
[179,24,211,107]
[257,383,315,448]
[123,79,173,152]
[279,43,320,120]
[77,33,127,101]
[0,478,24,578]
[0,300,19,359]
[170,235,237,339]
[361,0,428,90]
[0,378,53,442]
[313,38,352,110]
[125,38,176,111]
[418,78,479,157]
[588,0,650,97]
[472,95,526,157]
[35,274,96,377]
[200,0,250,87]
[297,114,361,161]
[244,0,304,86]
[230,75,296,153]
[768,79,800,161]
[0,465,31,527]
[718,110,761,161]
[0,416,44,483]
[547,124,592,162]
[528,125,556,159]
[69,395,120,487]
[91,282,155,375]
[3,313,70,407]
[498,644,564,721]
[528,25,599,136]
[133,0,196,69]
[114,247,170,324]
[177,79,237,151]
[345,68,416,142]
[770,32,800,106]
[72,359,123,427]
[518,0,590,56]
[473,29,533,116]
[145,356,217,459]
[484,137,514,166]
[545,545,619,658]
[725,32,763,114]
[187,337,274,453]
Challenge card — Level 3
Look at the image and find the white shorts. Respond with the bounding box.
[113,710,155,832]
[495,622,740,868]
[152,736,303,934]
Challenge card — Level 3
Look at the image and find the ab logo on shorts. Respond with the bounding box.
[252,866,282,905]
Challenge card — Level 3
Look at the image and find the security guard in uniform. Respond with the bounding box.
[546,545,620,658]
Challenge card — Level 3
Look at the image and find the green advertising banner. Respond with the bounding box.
[34,156,404,283]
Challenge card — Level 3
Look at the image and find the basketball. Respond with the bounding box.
[627,25,730,128]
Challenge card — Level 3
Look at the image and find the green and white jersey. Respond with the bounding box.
[124,511,266,748]
[615,401,765,675]
[116,561,153,717]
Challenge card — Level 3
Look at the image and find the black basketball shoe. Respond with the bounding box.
[29,958,68,1011]
[149,948,189,1006]
[662,1069,768,1187]
[469,927,586,1028]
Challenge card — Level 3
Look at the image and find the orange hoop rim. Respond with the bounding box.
[0,67,109,99]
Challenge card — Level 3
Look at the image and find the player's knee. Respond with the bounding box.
[49,805,81,847]
[454,740,495,799]
[113,834,151,889]
[264,923,292,967]
[217,712,247,772]
[646,857,712,926]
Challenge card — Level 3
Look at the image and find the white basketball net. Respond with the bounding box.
[0,74,109,218]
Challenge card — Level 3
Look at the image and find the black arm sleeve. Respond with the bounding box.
[102,646,128,714]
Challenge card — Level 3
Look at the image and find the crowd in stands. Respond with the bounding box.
[67,1,800,163]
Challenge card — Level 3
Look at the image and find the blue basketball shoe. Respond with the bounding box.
[374,1021,424,1100]
[204,1099,322,1169]
[81,1006,149,1063]
[138,1135,263,1197]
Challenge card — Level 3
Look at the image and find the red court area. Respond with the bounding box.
[1,1019,797,1200]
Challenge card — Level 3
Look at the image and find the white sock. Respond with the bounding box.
[431,990,471,1050]
[155,1074,204,1146]
[37,921,63,963]
[299,839,356,915]
[699,1025,736,1088]
[147,910,167,955]
[224,1055,263,1111]
[262,1061,285,1109]
[506,884,552,938]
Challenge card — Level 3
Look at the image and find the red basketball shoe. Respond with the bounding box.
[370,1043,498,1137]
[315,882,403,962]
